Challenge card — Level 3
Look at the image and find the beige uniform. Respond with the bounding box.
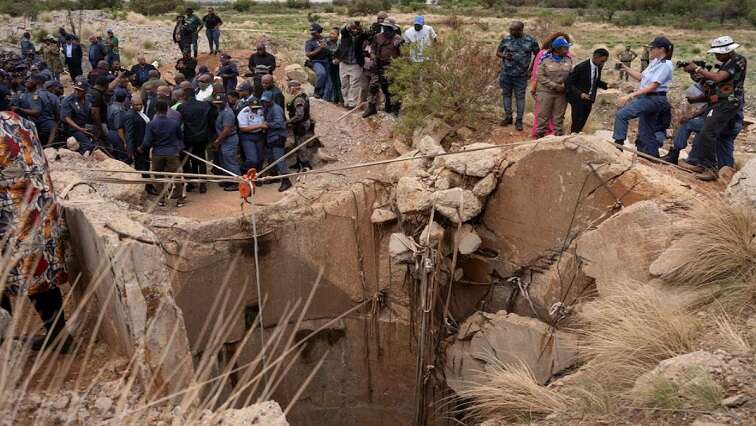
[535,55,573,137]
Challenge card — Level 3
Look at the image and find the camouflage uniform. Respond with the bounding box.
[497,34,539,124]
[41,43,64,78]
[287,92,316,168]
[640,47,650,72]
[366,31,402,112]
[616,49,638,81]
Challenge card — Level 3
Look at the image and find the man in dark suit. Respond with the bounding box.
[63,35,83,79]
[565,48,610,134]
[124,96,157,195]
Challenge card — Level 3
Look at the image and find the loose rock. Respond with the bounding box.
[432,188,482,223]
[441,143,506,177]
[396,177,433,214]
[371,208,397,224]
[419,221,445,247]
[456,225,482,255]
[472,173,497,198]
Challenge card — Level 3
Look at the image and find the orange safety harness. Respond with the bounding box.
[239,168,257,205]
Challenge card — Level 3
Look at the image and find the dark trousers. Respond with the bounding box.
[184,139,209,175]
[694,100,740,170]
[1,287,66,337]
[569,99,593,134]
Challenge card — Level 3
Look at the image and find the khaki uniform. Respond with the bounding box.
[41,44,64,76]
[617,49,637,80]
[535,54,573,137]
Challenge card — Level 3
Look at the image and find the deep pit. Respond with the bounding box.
[49,130,722,425]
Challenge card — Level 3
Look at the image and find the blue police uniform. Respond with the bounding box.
[237,106,266,172]
[215,105,241,176]
[263,102,288,176]
[612,58,673,157]
[497,34,539,124]
[60,93,94,153]
[106,102,129,161]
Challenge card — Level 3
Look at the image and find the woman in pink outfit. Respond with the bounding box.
[530,32,572,138]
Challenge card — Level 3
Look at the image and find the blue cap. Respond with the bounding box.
[649,36,672,50]
[414,16,425,25]
[552,37,571,49]
[260,91,273,102]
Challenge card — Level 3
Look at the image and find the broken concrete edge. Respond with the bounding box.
[63,199,195,398]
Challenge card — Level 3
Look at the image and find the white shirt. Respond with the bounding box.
[65,44,73,58]
[589,60,599,96]
[403,25,437,62]
[196,85,214,102]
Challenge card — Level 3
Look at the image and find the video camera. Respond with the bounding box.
[676,60,712,71]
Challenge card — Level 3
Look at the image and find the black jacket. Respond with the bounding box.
[124,109,147,155]
[565,59,608,104]
[336,27,368,67]
[64,44,83,68]
[177,97,215,143]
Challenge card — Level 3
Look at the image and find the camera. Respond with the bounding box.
[614,62,623,70]
[676,60,712,71]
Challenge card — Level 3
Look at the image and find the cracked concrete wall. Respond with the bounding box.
[149,181,416,425]
[64,199,195,397]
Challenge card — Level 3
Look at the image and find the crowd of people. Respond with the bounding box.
[497,21,746,181]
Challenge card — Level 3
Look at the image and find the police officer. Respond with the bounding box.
[219,53,239,95]
[61,80,94,153]
[612,36,674,158]
[261,90,292,192]
[680,36,747,181]
[496,21,540,131]
[211,93,241,190]
[286,80,315,171]
[12,75,59,146]
[237,98,266,173]
[107,91,129,161]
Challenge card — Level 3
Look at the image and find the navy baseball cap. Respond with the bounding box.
[260,91,273,102]
[212,93,226,104]
[73,80,88,91]
[649,36,672,49]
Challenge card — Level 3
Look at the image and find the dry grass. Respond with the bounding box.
[659,202,756,302]
[634,373,724,411]
[713,311,752,353]
[575,282,701,389]
[126,12,148,25]
[455,359,572,423]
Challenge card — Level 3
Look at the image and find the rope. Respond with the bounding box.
[249,189,268,388]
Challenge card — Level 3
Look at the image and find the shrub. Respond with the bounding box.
[232,0,252,12]
[32,28,50,44]
[347,0,392,16]
[131,0,183,16]
[388,32,500,137]
[286,0,311,9]
[557,13,576,26]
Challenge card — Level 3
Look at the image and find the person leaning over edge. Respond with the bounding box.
[612,36,674,158]
[679,36,747,181]
[565,48,610,134]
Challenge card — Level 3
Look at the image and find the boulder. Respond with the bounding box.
[433,188,482,223]
[416,135,445,156]
[419,221,445,247]
[371,208,397,224]
[412,117,453,147]
[0,308,10,337]
[389,233,417,263]
[576,201,674,296]
[386,150,428,183]
[396,177,433,214]
[445,311,579,393]
[393,138,412,155]
[472,173,497,198]
[456,225,482,255]
[632,351,725,401]
[726,158,756,211]
[441,143,506,177]
[66,136,80,152]
[456,126,474,140]
[284,64,309,83]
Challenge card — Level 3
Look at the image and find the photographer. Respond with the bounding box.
[679,36,746,181]
[611,36,673,157]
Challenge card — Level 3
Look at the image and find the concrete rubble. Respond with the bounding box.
[726,158,756,210]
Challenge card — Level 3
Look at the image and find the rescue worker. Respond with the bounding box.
[616,46,638,81]
[612,36,674,158]
[104,29,120,66]
[640,46,650,72]
[286,80,315,171]
[496,21,540,130]
[61,80,94,153]
[363,18,402,118]
[261,90,292,192]
[680,36,747,180]
[211,93,241,190]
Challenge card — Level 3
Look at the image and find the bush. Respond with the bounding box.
[131,0,183,16]
[32,28,50,43]
[557,13,576,26]
[347,0,392,16]
[232,0,252,12]
[388,32,500,137]
[286,0,311,9]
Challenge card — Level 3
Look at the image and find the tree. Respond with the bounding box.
[593,0,625,21]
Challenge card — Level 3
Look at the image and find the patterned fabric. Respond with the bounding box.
[0,112,67,296]
[497,34,540,78]
[716,53,747,100]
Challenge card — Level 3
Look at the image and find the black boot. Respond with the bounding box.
[278,178,292,192]
[362,103,378,118]
[661,148,680,165]
[29,288,72,353]
[145,184,159,196]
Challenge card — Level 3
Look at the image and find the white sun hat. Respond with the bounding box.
[708,36,740,54]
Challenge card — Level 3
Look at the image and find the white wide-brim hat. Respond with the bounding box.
[708,36,740,54]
